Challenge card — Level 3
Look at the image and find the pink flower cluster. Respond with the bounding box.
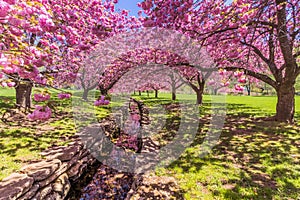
[221,81,230,87]
[0,1,11,18]
[1,81,15,87]
[208,80,215,85]
[34,93,50,102]
[234,70,244,77]
[238,76,247,83]
[219,69,227,76]
[94,95,109,106]
[27,105,52,121]
[58,93,71,99]
[235,84,244,91]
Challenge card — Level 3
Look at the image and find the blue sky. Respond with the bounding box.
[115,0,234,17]
[115,0,142,17]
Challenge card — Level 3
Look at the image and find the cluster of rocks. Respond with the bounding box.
[0,140,98,200]
[0,100,184,200]
[79,165,135,200]
[127,173,184,200]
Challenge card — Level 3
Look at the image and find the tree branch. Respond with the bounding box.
[223,67,277,88]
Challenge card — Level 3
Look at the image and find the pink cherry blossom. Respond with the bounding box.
[219,69,227,76]
[28,105,52,121]
[94,95,110,106]
[1,82,7,87]
[57,93,72,99]
[238,76,247,83]
[234,71,244,77]
[234,84,244,91]
[7,82,15,87]
[0,1,10,18]
[221,81,230,87]
[34,93,50,102]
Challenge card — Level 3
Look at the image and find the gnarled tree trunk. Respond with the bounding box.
[82,89,89,100]
[245,82,251,96]
[15,82,33,110]
[171,83,176,101]
[172,92,176,101]
[196,89,203,105]
[196,81,205,105]
[275,84,295,123]
[189,79,205,105]
[100,89,108,96]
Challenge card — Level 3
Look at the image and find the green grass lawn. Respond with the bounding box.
[0,87,123,180]
[0,88,299,199]
[135,93,300,200]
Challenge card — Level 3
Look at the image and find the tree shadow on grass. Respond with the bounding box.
[0,112,76,158]
[164,102,300,199]
[129,175,185,200]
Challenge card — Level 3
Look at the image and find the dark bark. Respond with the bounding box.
[275,84,295,123]
[100,89,108,96]
[82,89,89,100]
[213,88,218,95]
[197,81,205,105]
[188,76,205,105]
[196,89,203,105]
[245,83,251,96]
[171,92,176,101]
[154,90,158,98]
[15,82,33,110]
[171,86,176,101]
[171,81,176,101]
[146,90,149,97]
[138,90,141,96]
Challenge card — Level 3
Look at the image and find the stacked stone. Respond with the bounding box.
[0,141,97,200]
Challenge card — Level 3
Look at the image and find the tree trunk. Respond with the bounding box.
[171,84,176,101]
[213,88,218,95]
[275,84,295,123]
[100,89,108,96]
[133,90,136,95]
[146,90,149,97]
[138,90,141,96]
[246,83,251,96]
[197,82,205,105]
[196,89,203,105]
[82,89,89,100]
[154,90,158,98]
[15,82,33,110]
[172,92,176,101]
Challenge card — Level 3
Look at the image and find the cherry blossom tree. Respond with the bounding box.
[140,0,300,123]
[0,0,136,120]
[96,46,214,104]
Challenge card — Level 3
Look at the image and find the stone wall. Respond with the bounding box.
[0,140,97,200]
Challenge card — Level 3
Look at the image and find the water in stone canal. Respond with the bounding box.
[79,165,135,200]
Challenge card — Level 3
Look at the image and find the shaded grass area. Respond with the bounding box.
[159,111,300,199]
[134,94,300,200]
[0,89,77,180]
[0,88,110,180]
[0,88,299,199]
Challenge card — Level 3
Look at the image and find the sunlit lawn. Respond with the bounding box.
[0,88,110,180]
[0,88,299,199]
[136,92,300,200]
